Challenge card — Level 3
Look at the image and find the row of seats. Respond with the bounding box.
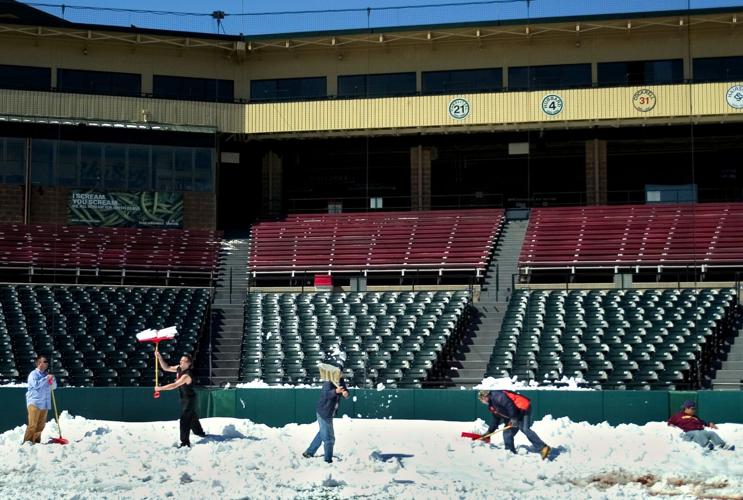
[0,224,222,275]
[486,288,740,389]
[520,203,743,271]
[239,290,471,388]
[0,285,209,386]
[249,209,503,275]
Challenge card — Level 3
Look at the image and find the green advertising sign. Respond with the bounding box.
[69,190,183,228]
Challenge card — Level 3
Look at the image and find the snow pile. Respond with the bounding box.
[1,412,741,498]
[234,380,318,389]
[474,376,595,391]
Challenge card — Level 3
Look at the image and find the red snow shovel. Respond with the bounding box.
[461,425,512,443]
[48,377,68,445]
[136,327,177,399]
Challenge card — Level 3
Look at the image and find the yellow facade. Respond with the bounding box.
[1,11,743,136]
[2,82,742,135]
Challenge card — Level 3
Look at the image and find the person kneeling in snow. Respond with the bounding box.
[155,352,206,448]
[303,352,350,463]
[478,389,551,459]
[668,400,734,451]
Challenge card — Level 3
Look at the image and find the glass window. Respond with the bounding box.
[422,68,502,94]
[104,144,127,189]
[173,149,193,191]
[508,64,592,91]
[250,76,326,102]
[31,139,54,186]
[0,64,51,91]
[57,69,141,96]
[79,143,103,188]
[0,138,25,184]
[694,56,743,83]
[194,149,213,191]
[153,75,234,102]
[128,146,151,190]
[338,72,416,98]
[153,147,174,191]
[56,141,78,186]
[597,59,683,87]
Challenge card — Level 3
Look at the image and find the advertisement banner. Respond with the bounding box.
[69,190,183,228]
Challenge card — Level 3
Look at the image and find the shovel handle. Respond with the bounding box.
[478,425,513,441]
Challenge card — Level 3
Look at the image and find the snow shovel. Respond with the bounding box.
[136,327,177,399]
[48,377,68,445]
[318,363,341,387]
[461,425,512,443]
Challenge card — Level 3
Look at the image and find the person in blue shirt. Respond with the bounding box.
[23,355,57,444]
[303,352,350,463]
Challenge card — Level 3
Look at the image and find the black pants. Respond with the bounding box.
[180,398,205,446]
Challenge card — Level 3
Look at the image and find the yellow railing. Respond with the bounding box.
[2,82,743,136]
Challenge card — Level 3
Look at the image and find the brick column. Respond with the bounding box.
[30,186,69,225]
[0,184,24,223]
[410,145,432,211]
[183,192,217,230]
[585,139,607,205]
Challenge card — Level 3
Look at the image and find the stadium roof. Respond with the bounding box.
[3,0,743,41]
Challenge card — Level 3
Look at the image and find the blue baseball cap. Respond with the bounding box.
[681,400,697,409]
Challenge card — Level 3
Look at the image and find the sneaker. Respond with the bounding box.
[178,443,191,449]
[721,443,735,451]
[324,459,333,464]
[540,445,551,460]
[302,452,312,458]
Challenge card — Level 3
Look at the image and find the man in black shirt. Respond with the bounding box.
[155,352,206,447]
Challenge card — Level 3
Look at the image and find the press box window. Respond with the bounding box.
[250,77,326,102]
[597,59,683,87]
[508,64,591,91]
[338,72,416,98]
[153,75,234,102]
[694,56,743,83]
[57,68,141,96]
[422,68,502,94]
[0,64,51,91]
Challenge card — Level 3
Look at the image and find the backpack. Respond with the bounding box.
[504,390,531,411]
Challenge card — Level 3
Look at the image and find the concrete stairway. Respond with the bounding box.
[447,219,529,386]
[194,239,251,386]
[712,330,743,390]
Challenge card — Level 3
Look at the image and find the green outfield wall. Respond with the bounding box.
[2,388,742,434]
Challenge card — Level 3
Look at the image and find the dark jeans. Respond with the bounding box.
[503,408,547,453]
[305,412,335,462]
[180,398,205,446]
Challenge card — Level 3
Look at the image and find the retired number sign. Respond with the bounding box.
[541,94,563,116]
[448,98,470,119]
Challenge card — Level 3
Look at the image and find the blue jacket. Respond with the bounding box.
[26,369,56,410]
[486,390,521,422]
[316,380,348,419]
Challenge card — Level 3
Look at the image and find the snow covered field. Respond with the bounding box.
[1,412,741,499]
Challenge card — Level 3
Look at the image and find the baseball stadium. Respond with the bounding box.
[0,0,742,497]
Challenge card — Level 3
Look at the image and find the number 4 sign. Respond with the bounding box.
[541,94,564,116]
